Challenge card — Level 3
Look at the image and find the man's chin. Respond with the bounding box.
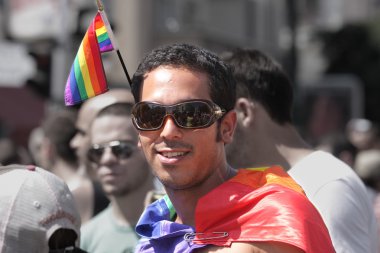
[158,178,199,191]
[104,186,129,197]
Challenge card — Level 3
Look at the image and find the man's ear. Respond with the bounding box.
[235,97,255,127]
[220,110,237,144]
[137,136,142,148]
[41,138,54,158]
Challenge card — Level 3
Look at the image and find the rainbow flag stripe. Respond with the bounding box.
[95,12,114,53]
[65,11,114,106]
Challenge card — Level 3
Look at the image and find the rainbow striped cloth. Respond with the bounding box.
[64,11,117,106]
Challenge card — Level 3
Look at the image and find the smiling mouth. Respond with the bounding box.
[161,151,187,158]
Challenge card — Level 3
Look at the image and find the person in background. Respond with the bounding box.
[69,88,134,224]
[346,118,380,151]
[39,109,79,190]
[0,137,32,165]
[131,43,334,253]
[355,149,380,252]
[355,149,380,195]
[28,126,44,165]
[80,102,154,253]
[0,164,87,253]
[303,94,347,146]
[222,48,378,253]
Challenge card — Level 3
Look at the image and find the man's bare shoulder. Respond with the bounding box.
[194,241,304,253]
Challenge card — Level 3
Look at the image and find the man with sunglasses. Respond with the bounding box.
[131,43,334,253]
[70,89,134,224]
[80,102,155,253]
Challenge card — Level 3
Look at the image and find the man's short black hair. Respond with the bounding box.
[131,43,236,112]
[222,48,293,124]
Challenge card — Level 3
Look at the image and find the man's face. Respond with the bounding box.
[137,66,228,190]
[69,90,135,170]
[89,115,149,196]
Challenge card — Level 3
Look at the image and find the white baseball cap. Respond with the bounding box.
[0,165,81,253]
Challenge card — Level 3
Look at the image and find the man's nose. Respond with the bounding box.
[159,116,183,139]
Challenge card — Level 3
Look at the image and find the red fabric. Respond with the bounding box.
[194,166,335,253]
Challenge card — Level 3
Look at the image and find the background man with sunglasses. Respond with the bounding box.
[130,43,335,253]
[69,88,135,224]
[80,102,155,253]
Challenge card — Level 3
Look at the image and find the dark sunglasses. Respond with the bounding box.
[87,140,136,164]
[131,99,226,131]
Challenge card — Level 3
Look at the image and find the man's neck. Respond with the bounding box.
[166,165,237,227]
[111,175,155,226]
[250,123,313,171]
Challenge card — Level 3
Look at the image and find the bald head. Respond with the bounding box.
[70,89,134,166]
[78,89,134,130]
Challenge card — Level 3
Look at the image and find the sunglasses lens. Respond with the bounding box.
[173,102,213,128]
[88,141,135,164]
[133,103,166,130]
[87,147,104,163]
[111,142,135,159]
[132,100,224,131]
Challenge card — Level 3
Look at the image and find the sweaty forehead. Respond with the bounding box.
[141,66,211,104]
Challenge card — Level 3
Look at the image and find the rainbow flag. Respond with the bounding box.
[95,11,116,53]
[194,166,335,253]
[64,11,117,106]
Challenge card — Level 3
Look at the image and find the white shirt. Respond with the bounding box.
[289,151,378,253]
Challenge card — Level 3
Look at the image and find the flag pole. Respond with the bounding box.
[96,0,132,86]
[116,50,132,86]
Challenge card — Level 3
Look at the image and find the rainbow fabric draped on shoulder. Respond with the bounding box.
[193,166,335,252]
[135,166,335,252]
